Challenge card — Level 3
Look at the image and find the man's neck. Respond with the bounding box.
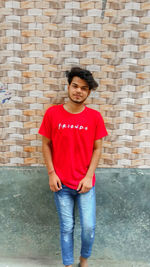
[63,101,85,114]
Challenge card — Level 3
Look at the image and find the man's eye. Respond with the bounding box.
[81,87,88,91]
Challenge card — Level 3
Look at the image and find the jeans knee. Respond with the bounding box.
[61,221,74,234]
[82,225,95,239]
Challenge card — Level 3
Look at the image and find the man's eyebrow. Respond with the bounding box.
[72,82,89,89]
[81,85,89,89]
[82,85,89,88]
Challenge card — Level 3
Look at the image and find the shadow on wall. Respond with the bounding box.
[102,0,108,18]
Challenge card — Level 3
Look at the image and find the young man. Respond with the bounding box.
[38,67,108,267]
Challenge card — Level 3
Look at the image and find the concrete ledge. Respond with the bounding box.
[0,167,150,265]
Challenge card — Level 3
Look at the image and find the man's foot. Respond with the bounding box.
[79,256,88,267]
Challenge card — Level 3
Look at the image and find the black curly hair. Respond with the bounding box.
[65,67,98,90]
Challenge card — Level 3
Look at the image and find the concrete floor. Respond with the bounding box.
[0,258,150,267]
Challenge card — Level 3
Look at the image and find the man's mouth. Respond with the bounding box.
[74,95,81,98]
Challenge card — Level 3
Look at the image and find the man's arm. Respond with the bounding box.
[77,139,102,193]
[42,136,62,192]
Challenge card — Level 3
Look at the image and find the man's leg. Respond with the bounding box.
[77,187,96,267]
[54,185,75,266]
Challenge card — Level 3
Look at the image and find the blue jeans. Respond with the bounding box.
[54,184,96,266]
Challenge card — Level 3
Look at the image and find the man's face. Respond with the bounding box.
[68,76,90,104]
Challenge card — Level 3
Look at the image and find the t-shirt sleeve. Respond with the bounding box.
[38,109,52,139]
[95,112,108,140]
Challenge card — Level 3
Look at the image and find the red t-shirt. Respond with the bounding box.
[38,104,108,189]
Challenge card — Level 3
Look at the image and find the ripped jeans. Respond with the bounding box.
[54,184,96,266]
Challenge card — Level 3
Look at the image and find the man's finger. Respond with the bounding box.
[79,186,90,194]
[50,185,56,192]
[77,182,82,191]
[50,183,59,192]
[57,179,62,190]
[78,185,86,194]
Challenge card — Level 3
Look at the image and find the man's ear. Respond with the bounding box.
[88,90,91,97]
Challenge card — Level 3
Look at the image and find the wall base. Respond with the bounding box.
[0,167,150,263]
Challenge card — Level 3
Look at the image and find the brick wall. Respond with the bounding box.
[0,0,150,168]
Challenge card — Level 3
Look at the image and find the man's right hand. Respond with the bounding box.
[49,171,62,192]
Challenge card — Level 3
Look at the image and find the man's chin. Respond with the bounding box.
[69,96,85,104]
[71,99,85,104]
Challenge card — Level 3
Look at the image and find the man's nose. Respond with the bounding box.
[76,87,82,93]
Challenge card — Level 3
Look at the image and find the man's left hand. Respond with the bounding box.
[77,176,93,193]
